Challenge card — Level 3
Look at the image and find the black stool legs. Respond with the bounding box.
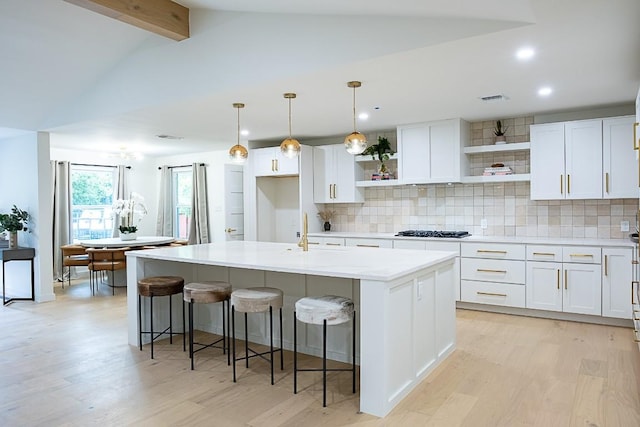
[188,298,229,370]
[138,292,186,359]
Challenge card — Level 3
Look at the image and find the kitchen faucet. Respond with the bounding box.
[298,212,309,251]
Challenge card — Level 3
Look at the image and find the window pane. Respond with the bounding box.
[70,166,116,240]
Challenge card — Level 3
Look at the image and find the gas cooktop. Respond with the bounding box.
[395,230,471,238]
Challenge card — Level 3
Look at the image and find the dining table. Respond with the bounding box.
[78,236,176,248]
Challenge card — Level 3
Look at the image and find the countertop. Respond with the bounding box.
[126,240,456,281]
[308,232,636,248]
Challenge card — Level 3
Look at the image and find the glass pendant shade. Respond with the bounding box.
[344,81,367,155]
[280,92,301,158]
[344,131,367,155]
[229,103,248,164]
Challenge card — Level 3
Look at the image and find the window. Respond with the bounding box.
[172,166,192,239]
[70,165,116,240]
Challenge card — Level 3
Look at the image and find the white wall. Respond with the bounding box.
[0,132,54,302]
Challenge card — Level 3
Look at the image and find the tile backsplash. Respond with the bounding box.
[325,116,639,239]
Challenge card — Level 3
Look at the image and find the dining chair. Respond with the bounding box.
[60,244,90,288]
[86,247,130,296]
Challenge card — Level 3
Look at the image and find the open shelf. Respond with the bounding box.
[356,179,402,187]
[461,174,530,184]
[355,153,399,163]
[463,142,530,155]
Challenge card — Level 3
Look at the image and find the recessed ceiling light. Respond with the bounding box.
[516,47,535,60]
[358,112,369,120]
[240,129,249,136]
[538,86,553,97]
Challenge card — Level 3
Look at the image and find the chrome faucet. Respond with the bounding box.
[298,212,309,251]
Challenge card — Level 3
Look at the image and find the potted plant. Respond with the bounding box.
[362,136,395,179]
[0,205,30,248]
[493,120,508,144]
[318,209,335,232]
[112,192,147,240]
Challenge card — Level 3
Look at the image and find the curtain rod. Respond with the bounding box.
[65,162,131,169]
[158,163,205,170]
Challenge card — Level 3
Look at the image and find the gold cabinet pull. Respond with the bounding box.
[271,159,275,172]
[331,184,336,199]
[604,255,608,276]
[569,253,594,258]
[533,252,556,257]
[634,122,639,150]
[308,241,320,245]
[476,269,507,273]
[357,244,380,248]
[567,174,571,194]
[325,242,341,246]
[557,269,560,290]
[476,249,507,254]
[605,172,609,193]
[560,174,563,194]
[564,269,568,290]
[477,291,507,297]
[274,159,279,172]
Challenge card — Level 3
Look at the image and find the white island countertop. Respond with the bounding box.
[127,240,456,282]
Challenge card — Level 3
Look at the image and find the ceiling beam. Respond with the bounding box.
[64,0,189,41]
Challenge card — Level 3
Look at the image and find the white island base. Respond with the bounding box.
[126,242,456,418]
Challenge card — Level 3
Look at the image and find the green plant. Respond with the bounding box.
[493,120,508,137]
[362,136,395,173]
[0,205,30,233]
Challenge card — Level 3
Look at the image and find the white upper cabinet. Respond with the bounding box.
[531,119,603,200]
[397,118,467,184]
[602,116,638,198]
[252,147,299,177]
[313,144,364,203]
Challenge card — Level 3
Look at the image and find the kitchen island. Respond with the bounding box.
[125,241,457,417]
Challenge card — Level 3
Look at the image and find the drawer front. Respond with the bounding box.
[562,246,601,264]
[393,240,426,250]
[461,258,525,284]
[527,245,562,262]
[461,280,526,308]
[461,242,525,260]
[425,241,460,255]
[344,238,393,249]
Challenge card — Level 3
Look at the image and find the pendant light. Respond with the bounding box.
[229,103,248,164]
[344,80,367,155]
[280,93,301,158]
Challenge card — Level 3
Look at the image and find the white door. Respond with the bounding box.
[530,122,565,200]
[224,164,244,241]
[429,119,459,183]
[563,263,602,315]
[565,119,602,199]
[602,247,633,319]
[398,123,430,184]
[603,116,637,198]
[526,261,563,312]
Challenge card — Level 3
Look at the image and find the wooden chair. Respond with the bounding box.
[61,244,90,288]
[86,247,129,296]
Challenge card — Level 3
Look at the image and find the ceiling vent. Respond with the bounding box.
[156,134,183,140]
[479,94,509,102]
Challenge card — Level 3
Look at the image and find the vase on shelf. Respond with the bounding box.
[324,221,331,232]
[120,231,137,241]
[8,231,18,248]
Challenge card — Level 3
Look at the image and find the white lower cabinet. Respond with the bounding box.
[602,247,633,319]
[307,236,345,247]
[526,246,602,316]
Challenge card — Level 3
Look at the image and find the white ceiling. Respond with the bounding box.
[1,0,638,157]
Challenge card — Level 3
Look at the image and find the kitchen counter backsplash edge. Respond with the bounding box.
[309,232,636,248]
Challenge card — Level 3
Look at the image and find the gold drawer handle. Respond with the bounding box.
[357,244,380,248]
[569,254,594,258]
[477,291,507,297]
[325,243,341,246]
[308,242,320,245]
[634,122,639,150]
[476,250,507,254]
[477,269,507,273]
[605,172,609,194]
[533,252,556,256]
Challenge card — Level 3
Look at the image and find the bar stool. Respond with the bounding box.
[294,295,356,407]
[137,275,186,359]
[231,287,284,385]
[183,281,232,370]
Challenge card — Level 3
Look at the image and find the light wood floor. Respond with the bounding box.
[1,279,639,426]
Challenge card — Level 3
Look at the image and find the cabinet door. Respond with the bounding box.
[398,124,430,184]
[602,247,633,319]
[530,123,565,200]
[274,150,299,176]
[252,148,278,177]
[429,120,460,183]
[563,263,602,315]
[333,145,363,203]
[313,146,331,203]
[603,116,638,198]
[565,119,602,199]
[526,261,563,312]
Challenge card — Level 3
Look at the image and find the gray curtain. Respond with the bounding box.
[188,163,210,244]
[156,165,173,236]
[112,165,128,237]
[51,160,71,281]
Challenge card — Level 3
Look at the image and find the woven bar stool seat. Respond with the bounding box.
[294,295,356,407]
[137,275,185,359]
[183,281,232,369]
[231,287,284,385]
